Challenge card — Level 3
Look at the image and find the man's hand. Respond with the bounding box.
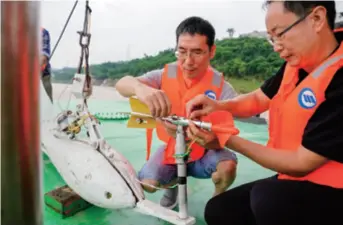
[41,55,48,68]
[135,84,171,118]
[157,118,177,138]
[186,94,221,119]
[186,121,221,149]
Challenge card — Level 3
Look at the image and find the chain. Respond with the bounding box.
[76,0,92,107]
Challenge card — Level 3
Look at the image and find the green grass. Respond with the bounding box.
[226,77,264,94]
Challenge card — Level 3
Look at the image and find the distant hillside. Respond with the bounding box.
[53,36,284,87]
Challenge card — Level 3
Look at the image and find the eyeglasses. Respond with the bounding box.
[175,50,208,59]
[267,10,313,46]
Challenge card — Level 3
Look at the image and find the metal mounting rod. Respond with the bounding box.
[1,1,43,225]
[175,125,188,219]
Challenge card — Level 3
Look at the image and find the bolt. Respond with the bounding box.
[105,192,112,199]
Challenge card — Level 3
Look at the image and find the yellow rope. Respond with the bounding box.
[67,114,89,133]
[174,137,199,159]
[186,137,199,154]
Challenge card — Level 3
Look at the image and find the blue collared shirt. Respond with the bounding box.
[42,28,51,76]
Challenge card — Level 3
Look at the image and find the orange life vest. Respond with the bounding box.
[267,41,343,188]
[334,27,343,32]
[41,64,47,72]
[151,62,225,164]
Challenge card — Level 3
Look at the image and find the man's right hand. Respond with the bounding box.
[186,94,221,119]
[135,84,171,118]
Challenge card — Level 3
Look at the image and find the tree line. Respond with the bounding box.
[53,36,284,83]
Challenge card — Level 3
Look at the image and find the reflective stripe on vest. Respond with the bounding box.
[312,54,343,78]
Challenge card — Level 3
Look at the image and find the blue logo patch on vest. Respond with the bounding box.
[298,88,317,109]
[205,90,217,100]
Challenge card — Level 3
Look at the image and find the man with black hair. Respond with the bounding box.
[185,1,343,225]
[116,16,238,209]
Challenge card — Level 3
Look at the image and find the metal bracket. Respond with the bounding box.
[163,115,212,131]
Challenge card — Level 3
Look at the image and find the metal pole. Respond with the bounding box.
[1,1,43,225]
[175,125,188,219]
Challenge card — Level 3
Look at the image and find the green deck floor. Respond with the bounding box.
[43,100,274,225]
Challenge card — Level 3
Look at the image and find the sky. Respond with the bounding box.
[41,0,269,69]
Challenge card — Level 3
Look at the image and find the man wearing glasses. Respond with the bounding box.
[185,1,343,225]
[115,16,238,209]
